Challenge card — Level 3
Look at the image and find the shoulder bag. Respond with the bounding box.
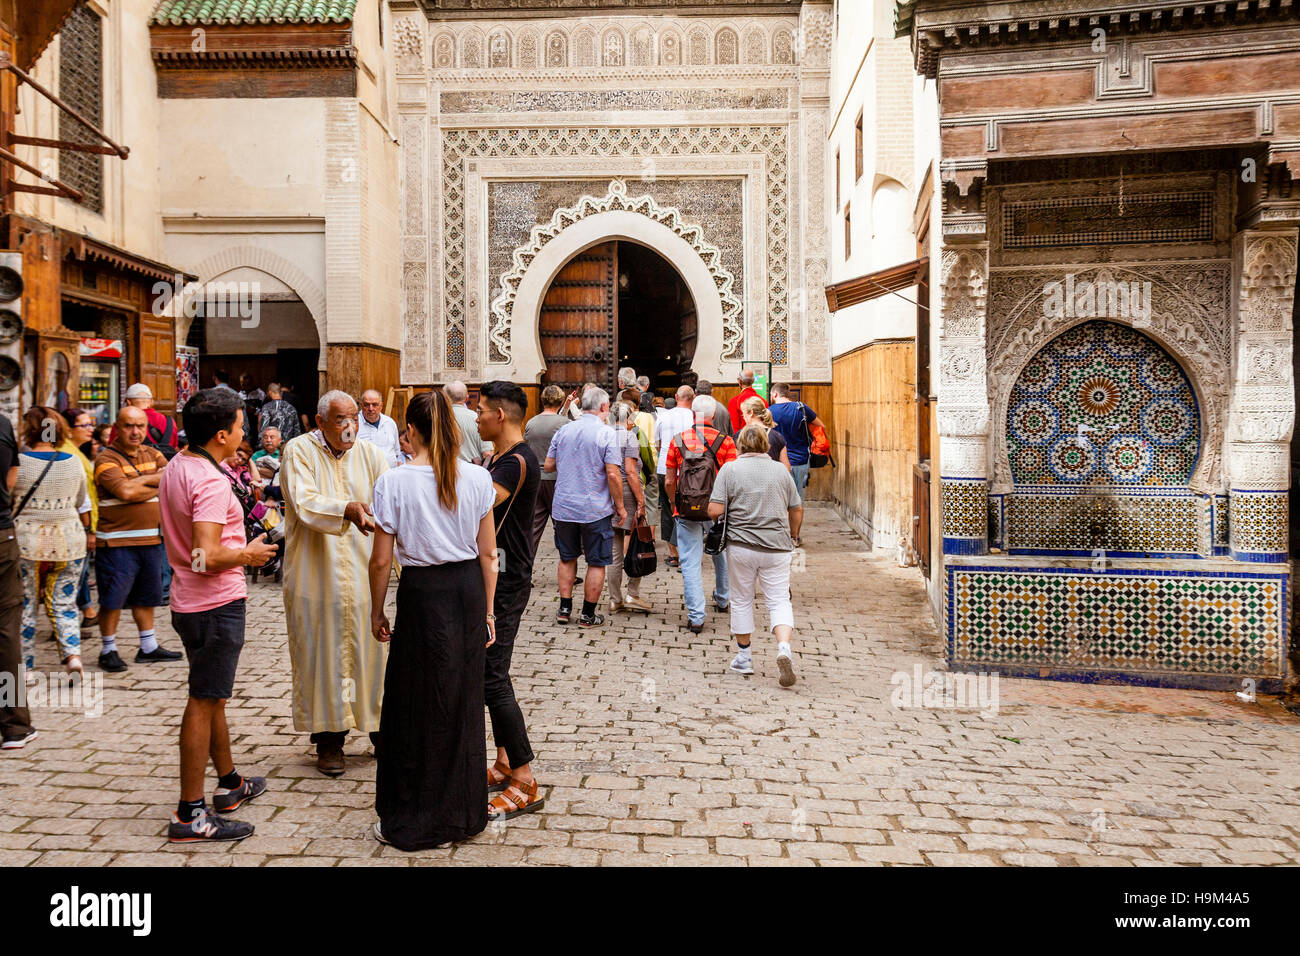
[623,515,658,578]
[493,451,528,535]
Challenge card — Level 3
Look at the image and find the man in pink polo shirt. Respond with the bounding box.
[158,388,277,843]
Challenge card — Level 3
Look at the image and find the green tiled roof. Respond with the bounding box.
[150,0,356,26]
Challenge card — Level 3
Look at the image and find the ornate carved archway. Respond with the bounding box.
[490,179,744,378]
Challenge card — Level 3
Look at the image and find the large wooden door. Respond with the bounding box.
[137,310,176,415]
[539,241,617,393]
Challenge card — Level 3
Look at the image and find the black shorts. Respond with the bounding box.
[95,542,166,610]
[172,598,246,700]
[553,516,614,566]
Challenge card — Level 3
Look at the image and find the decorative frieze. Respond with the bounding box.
[429,16,797,73]
[439,88,790,114]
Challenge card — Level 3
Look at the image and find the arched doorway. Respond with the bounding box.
[538,240,696,396]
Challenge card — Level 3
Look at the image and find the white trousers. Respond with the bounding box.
[725,544,794,635]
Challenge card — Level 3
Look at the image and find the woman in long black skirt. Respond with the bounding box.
[367,390,498,850]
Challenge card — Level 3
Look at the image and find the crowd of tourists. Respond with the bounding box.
[0,365,826,852]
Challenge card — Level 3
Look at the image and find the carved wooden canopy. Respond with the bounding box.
[899,0,1298,76]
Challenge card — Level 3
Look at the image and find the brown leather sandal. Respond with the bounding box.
[487,777,545,820]
[486,760,512,793]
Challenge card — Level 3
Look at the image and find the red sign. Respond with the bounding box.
[79,338,123,359]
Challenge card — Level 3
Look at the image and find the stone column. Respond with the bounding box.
[1227,228,1298,562]
[794,2,832,380]
[937,168,991,555]
[393,9,432,384]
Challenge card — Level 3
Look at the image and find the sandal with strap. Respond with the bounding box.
[486,760,512,793]
[487,777,546,821]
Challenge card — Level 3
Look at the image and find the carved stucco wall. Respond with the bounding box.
[391,5,832,385]
[486,177,746,365]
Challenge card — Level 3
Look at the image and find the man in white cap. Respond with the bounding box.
[125,383,178,453]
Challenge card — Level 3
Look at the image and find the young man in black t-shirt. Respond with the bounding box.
[476,381,544,820]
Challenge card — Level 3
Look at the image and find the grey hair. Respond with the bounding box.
[580,386,610,412]
[675,385,695,404]
[443,380,468,403]
[361,389,383,402]
[692,394,717,423]
[738,369,755,387]
[636,375,650,391]
[317,389,357,418]
[617,367,637,388]
[695,380,713,395]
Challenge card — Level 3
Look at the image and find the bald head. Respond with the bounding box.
[116,405,149,451]
[443,380,469,404]
[675,385,694,407]
[360,389,384,425]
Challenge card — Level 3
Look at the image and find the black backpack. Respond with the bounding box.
[147,416,179,460]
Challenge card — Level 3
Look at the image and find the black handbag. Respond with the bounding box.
[704,508,727,555]
[623,517,658,578]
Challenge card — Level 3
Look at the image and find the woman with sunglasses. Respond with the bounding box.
[60,409,100,628]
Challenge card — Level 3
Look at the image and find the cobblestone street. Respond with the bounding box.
[4,505,1299,867]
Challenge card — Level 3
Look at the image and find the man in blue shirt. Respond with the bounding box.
[545,387,629,627]
[768,384,826,511]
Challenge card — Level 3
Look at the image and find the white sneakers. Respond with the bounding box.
[728,647,797,687]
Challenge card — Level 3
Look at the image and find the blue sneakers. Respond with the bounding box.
[213,775,268,813]
[168,807,254,843]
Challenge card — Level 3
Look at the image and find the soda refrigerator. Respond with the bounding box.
[78,338,122,425]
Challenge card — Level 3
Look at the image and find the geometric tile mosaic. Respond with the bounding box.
[1229,490,1288,559]
[1007,320,1200,487]
[941,479,988,540]
[948,565,1286,682]
[1005,492,1200,554]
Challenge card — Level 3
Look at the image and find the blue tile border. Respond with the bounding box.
[1231,549,1289,563]
[1007,548,1202,559]
[943,536,988,556]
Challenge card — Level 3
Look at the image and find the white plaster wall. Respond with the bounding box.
[827,0,917,360]
[14,0,164,259]
[159,99,327,218]
[158,93,401,356]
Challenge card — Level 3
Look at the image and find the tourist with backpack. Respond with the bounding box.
[124,384,179,458]
[663,394,736,634]
[769,383,828,532]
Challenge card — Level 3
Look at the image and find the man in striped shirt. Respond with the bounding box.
[92,406,182,672]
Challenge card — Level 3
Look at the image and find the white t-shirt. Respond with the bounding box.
[654,406,694,476]
[371,461,495,567]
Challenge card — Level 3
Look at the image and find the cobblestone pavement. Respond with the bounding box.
[4,505,1299,866]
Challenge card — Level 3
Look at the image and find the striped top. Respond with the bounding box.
[93,443,168,547]
[14,451,89,563]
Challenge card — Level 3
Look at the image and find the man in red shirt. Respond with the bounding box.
[664,395,737,633]
[123,383,178,451]
[727,369,765,433]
